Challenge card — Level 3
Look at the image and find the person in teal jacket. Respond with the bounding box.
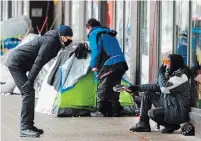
[86,18,128,117]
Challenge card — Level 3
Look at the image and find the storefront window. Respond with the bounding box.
[106,1,115,29]
[92,1,99,20]
[86,1,92,21]
[175,1,189,65]
[124,1,131,79]
[192,1,201,109]
[160,1,173,63]
[71,1,80,41]
[140,1,150,84]
[115,1,124,50]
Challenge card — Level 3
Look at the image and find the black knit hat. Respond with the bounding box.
[169,54,184,74]
[58,25,73,37]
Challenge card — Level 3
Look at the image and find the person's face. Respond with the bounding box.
[166,63,171,69]
[86,26,92,35]
[165,59,171,73]
[61,36,72,47]
[61,36,69,43]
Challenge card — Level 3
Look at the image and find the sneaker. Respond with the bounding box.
[129,122,151,132]
[161,125,180,134]
[90,111,106,117]
[155,123,160,130]
[32,126,44,134]
[20,129,40,138]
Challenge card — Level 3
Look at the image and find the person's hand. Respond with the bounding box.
[113,85,127,92]
[87,66,92,73]
[92,68,98,72]
[21,80,34,93]
[159,64,166,73]
[113,85,138,93]
[126,85,138,93]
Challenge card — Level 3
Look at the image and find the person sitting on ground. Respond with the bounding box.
[114,54,191,133]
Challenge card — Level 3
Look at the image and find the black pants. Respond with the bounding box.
[141,92,178,127]
[8,67,35,130]
[97,70,124,114]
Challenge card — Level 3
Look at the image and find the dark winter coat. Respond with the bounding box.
[137,54,191,124]
[5,30,61,82]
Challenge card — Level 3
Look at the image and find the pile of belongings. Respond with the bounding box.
[0,34,39,95]
[181,123,195,136]
[0,15,31,39]
[0,38,21,56]
[35,42,137,117]
[0,15,31,55]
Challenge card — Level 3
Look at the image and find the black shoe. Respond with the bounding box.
[161,125,180,134]
[112,113,121,117]
[32,126,44,134]
[129,122,151,132]
[90,111,106,117]
[20,129,40,138]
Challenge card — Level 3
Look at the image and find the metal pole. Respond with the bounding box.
[172,1,177,54]
[157,1,162,67]
[0,1,2,21]
[136,1,141,85]
[122,1,125,54]
[3,1,8,20]
[187,1,192,67]
[130,1,138,84]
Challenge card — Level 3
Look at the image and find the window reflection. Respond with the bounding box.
[176,0,189,65]
[93,1,99,20]
[160,1,173,62]
[115,1,124,50]
[140,1,150,84]
[86,1,92,20]
[71,1,80,41]
[191,1,201,109]
[124,1,131,79]
[106,1,115,29]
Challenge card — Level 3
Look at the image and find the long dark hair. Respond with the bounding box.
[86,18,101,28]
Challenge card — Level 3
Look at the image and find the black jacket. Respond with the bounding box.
[134,54,191,124]
[5,30,61,82]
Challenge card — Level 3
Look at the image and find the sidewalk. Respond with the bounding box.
[1,95,201,141]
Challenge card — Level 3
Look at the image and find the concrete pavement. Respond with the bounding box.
[1,95,200,141]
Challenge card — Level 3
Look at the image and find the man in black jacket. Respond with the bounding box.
[5,25,73,137]
[115,54,191,133]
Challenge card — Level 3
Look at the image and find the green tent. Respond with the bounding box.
[53,72,135,117]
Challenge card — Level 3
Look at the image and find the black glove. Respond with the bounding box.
[21,80,34,93]
[159,64,166,74]
[127,85,138,93]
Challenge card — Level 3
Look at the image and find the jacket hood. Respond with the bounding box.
[88,26,110,37]
[169,54,184,74]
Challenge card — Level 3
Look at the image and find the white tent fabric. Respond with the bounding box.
[60,54,91,91]
[35,47,91,115]
[0,15,31,39]
[35,59,58,115]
